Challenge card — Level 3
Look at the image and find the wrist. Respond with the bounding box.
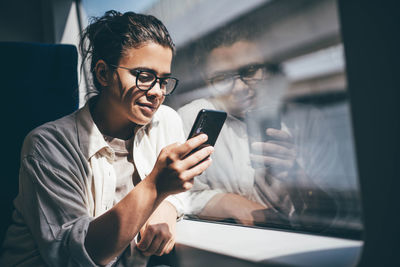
[142,172,168,203]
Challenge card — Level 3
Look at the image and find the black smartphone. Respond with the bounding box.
[187,109,227,153]
[245,106,281,143]
[245,107,281,168]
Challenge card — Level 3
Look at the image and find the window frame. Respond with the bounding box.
[74,0,400,265]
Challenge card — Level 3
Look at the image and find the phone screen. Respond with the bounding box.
[245,107,281,143]
[245,107,281,168]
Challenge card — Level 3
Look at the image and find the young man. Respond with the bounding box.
[1,11,213,267]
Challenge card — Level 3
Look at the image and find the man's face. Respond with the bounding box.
[105,43,173,126]
[206,41,264,118]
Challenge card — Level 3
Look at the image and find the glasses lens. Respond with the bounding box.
[136,70,177,95]
[163,78,177,95]
[136,71,156,90]
[241,65,264,82]
[210,74,234,93]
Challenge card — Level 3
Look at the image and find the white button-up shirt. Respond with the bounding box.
[1,102,186,267]
[178,98,341,224]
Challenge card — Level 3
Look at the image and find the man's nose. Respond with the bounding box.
[232,78,253,95]
[146,80,164,98]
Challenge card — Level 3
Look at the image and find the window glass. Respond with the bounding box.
[80,0,362,238]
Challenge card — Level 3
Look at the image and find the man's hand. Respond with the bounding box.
[250,128,298,180]
[136,201,178,256]
[149,133,214,197]
[85,136,213,265]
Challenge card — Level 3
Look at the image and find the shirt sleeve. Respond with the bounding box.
[165,194,186,220]
[182,172,225,215]
[176,101,225,215]
[18,155,99,267]
[158,106,189,219]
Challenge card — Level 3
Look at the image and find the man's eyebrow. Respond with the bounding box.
[159,72,172,77]
[132,66,172,77]
[210,69,236,77]
[209,62,266,77]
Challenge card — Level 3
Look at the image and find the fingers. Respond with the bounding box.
[250,131,297,179]
[156,236,175,256]
[175,134,208,158]
[179,156,213,184]
[154,134,214,195]
[136,227,155,254]
[153,239,168,256]
[142,236,166,257]
[265,128,292,142]
[250,154,295,169]
[167,146,214,183]
[180,145,214,170]
[159,134,208,165]
[251,142,295,158]
[163,238,175,254]
[137,224,173,256]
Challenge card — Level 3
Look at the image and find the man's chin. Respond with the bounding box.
[230,109,246,120]
[136,117,152,126]
[230,103,253,117]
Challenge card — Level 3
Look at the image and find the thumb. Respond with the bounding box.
[137,224,146,244]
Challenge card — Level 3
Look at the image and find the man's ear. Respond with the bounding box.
[95,60,110,87]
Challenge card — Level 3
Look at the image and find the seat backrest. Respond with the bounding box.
[0,42,79,244]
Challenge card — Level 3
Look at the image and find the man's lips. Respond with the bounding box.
[233,95,255,105]
[137,102,158,110]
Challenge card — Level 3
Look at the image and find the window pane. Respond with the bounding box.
[81,0,362,238]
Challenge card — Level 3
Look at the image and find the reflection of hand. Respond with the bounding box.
[199,193,267,226]
[149,134,214,197]
[137,201,177,256]
[250,128,298,180]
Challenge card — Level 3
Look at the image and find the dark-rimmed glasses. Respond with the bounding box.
[207,63,278,92]
[111,64,179,96]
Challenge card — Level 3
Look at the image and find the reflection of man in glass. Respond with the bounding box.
[178,35,337,229]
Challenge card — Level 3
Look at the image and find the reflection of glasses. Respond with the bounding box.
[207,63,276,92]
[111,65,179,96]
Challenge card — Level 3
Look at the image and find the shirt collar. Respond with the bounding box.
[76,99,162,160]
[76,101,111,160]
[209,98,244,123]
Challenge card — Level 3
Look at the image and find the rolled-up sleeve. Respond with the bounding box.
[18,156,98,267]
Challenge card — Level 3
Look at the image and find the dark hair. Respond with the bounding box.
[192,27,254,72]
[194,28,282,77]
[79,10,175,93]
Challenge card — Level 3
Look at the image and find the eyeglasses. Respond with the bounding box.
[207,63,277,92]
[110,65,179,96]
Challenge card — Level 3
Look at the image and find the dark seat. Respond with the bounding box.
[0,42,79,245]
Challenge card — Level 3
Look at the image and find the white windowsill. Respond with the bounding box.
[175,219,363,266]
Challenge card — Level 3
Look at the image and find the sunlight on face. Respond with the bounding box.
[106,43,173,126]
